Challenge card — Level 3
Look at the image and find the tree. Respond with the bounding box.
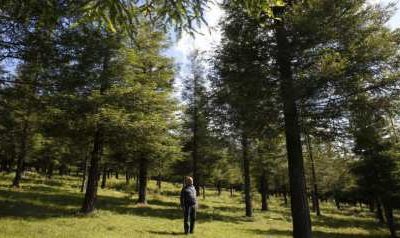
[220,0,400,236]
[350,95,400,238]
[211,6,279,217]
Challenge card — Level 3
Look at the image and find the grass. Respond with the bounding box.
[0,172,394,238]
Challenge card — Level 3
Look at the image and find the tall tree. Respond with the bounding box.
[212,6,279,217]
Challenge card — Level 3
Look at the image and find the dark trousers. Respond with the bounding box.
[183,205,196,234]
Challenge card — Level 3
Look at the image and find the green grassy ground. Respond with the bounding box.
[0,172,393,238]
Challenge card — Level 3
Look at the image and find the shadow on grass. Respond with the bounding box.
[0,186,248,224]
[148,231,186,236]
[0,199,77,218]
[212,205,243,213]
[247,229,388,238]
[147,199,179,207]
[312,214,384,230]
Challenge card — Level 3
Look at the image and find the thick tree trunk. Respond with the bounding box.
[306,133,321,216]
[80,155,88,193]
[12,120,29,188]
[81,126,103,213]
[115,171,119,179]
[260,170,269,211]
[276,21,312,238]
[242,136,252,217]
[101,166,107,189]
[137,156,148,204]
[383,202,397,238]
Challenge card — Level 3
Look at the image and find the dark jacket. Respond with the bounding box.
[180,185,197,207]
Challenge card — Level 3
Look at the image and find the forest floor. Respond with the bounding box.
[0,172,396,238]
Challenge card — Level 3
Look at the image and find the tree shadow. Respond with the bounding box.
[147,230,185,236]
[246,229,388,238]
[312,214,384,230]
[211,205,243,213]
[0,199,77,218]
[147,198,179,207]
[0,186,248,224]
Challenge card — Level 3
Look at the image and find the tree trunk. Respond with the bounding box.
[80,154,88,193]
[136,174,139,192]
[47,161,54,179]
[283,186,288,206]
[242,136,252,217]
[156,172,162,191]
[115,171,119,179]
[80,48,109,214]
[101,166,107,189]
[305,133,321,216]
[230,184,234,197]
[80,125,103,213]
[276,21,312,238]
[202,185,206,200]
[192,110,200,196]
[137,156,148,204]
[260,170,269,211]
[217,181,222,196]
[369,200,375,213]
[376,199,385,224]
[125,170,130,185]
[383,202,397,238]
[12,120,29,188]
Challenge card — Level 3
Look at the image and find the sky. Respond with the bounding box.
[167,0,400,85]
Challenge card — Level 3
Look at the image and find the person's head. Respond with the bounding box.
[185,176,193,186]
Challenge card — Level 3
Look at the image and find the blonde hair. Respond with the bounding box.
[185,176,193,186]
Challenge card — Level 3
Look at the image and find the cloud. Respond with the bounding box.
[171,1,224,66]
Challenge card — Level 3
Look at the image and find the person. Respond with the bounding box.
[180,176,197,234]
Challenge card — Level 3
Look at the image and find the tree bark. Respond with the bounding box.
[101,166,107,189]
[137,156,148,204]
[80,154,88,193]
[12,120,29,188]
[80,48,109,214]
[305,133,321,216]
[283,185,288,206]
[383,202,397,238]
[80,125,103,213]
[192,70,201,196]
[242,136,252,217]
[276,20,312,237]
[217,181,222,196]
[260,170,269,211]
[376,199,385,224]
[230,184,234,197]
[156,172,162,190]
[125,170,130,185]
[47,161,54,179]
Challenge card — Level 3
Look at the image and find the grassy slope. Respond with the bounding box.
[0,173,392,238]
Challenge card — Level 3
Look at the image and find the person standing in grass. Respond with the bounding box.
[180,176,197,234]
